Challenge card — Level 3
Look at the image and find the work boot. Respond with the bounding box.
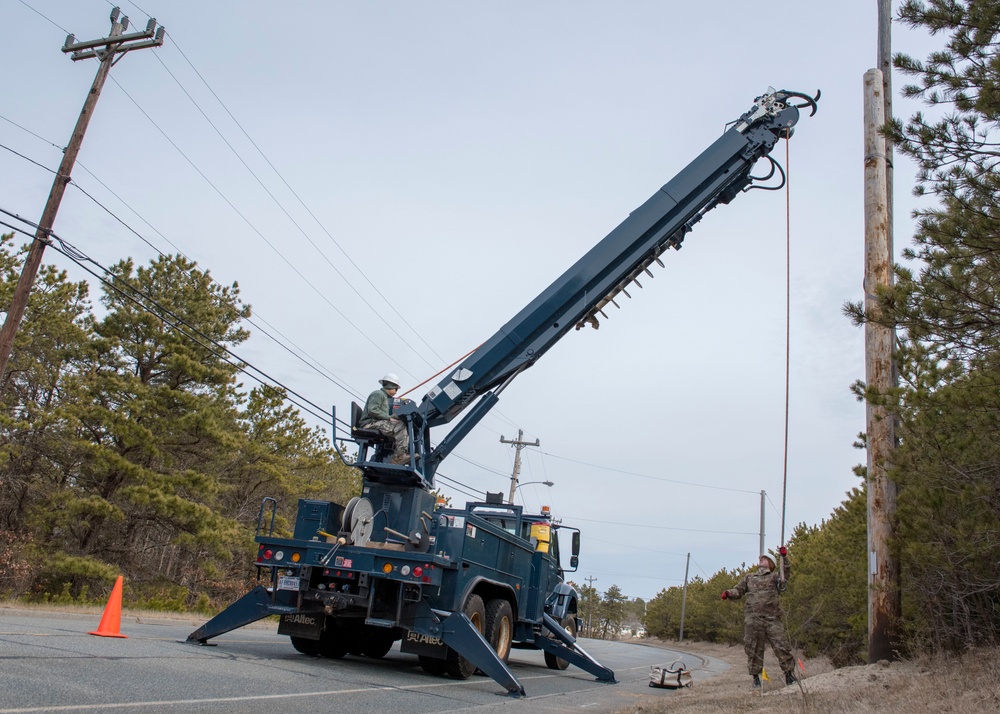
[785,670,796,685]
[390,453,409,465]
[752,674,761,688]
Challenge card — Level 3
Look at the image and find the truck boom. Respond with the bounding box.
[358,87,818,488]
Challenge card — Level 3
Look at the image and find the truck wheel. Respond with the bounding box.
[319,620,347,659]
[544,615,577,670]
[290,636,320,656]
[445,593,485,679]
[362,630,396,659]
[484,599,514,663]
[339,622,364,656]
[419,655,448,675]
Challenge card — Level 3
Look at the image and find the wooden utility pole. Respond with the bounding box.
[0,8,164,381]
[678,552,690,642]
[584,575,598,637]
[864,67,900,663]
[501,429,540,504]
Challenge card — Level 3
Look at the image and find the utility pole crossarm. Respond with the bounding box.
[62,16,165,61]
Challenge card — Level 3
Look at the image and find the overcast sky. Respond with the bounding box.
[1,1,938,602]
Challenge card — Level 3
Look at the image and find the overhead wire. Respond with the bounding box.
[0,207,339,427]
[0,140,57,174]
[107,0,447,367]
[146,51,439,373]
[66,165,364,399]
[568,515,758,537]
[16,0,70,34]
[434,473,485,501]
[537,450,762,494]
[106,75,416,379]
[64,254,334,425]
[0,133,366,402]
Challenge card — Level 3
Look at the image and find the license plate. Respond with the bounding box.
[278,576,301,591]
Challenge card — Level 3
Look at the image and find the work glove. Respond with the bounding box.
[721,591,728,600]
[778,546,788,556]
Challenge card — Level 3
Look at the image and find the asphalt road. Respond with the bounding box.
[0,610,729,713]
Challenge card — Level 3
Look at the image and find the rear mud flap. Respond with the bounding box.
[185,586,295,644]
[536,612,616,683]
[440,611,525,697]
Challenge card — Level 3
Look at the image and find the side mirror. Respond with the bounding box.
[572,531,580,556]
[570,555,579,568]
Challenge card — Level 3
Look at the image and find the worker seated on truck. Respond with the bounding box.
[360,373,410,465]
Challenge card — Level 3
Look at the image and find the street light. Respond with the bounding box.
[511,480,554,504]
[515,480,554,490]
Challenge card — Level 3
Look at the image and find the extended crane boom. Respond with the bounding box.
[371,87,818,484]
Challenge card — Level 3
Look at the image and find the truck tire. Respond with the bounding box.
[362,629,396,659]
[290,636,320,656]
[445,593,485,679]
[544,615,577,670]
[319,620,348,659]
[484,598,514,663]
[419,654,448,675]
[339,622,365,656]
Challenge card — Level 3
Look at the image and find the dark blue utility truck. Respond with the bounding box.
[187,87,819,696]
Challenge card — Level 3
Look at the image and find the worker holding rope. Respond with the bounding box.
[721,546,796,688]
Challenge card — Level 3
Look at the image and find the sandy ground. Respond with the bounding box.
[615,638,999,713]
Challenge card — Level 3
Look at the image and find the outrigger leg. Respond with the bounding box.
[535,613,617,682]
[439,610,525,697]
[185,586,294,644]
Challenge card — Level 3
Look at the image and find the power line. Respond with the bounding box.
[0,133,367,402]
[0,116,62,150]
[568,515,758,537]
[64,166,364,399]
[435,473,484,501]
[16,0,70,35]
[146,51,439,373]
[101,0,445,371]
[538,450,761,494]
[160,29,447,366]
[3,212,337,426]
[587,569,684,583]
[106,75,416,379]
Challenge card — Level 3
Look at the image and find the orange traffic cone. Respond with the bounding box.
[88,575,128,638]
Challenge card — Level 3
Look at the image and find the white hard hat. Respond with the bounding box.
[380,373,400,388]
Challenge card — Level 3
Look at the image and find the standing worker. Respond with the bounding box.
[721,546,796,688]
[359,374,410,465]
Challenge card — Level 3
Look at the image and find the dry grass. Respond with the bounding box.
[617,639,1000,713]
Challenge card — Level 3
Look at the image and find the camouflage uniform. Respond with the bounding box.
[360,387,409,464]
[723,556,794,677]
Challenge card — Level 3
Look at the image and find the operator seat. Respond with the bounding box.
[351,402,389,444]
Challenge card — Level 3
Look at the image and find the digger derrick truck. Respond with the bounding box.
[186,87,819,696]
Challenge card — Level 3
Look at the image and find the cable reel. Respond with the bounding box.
[342,496,375,546]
